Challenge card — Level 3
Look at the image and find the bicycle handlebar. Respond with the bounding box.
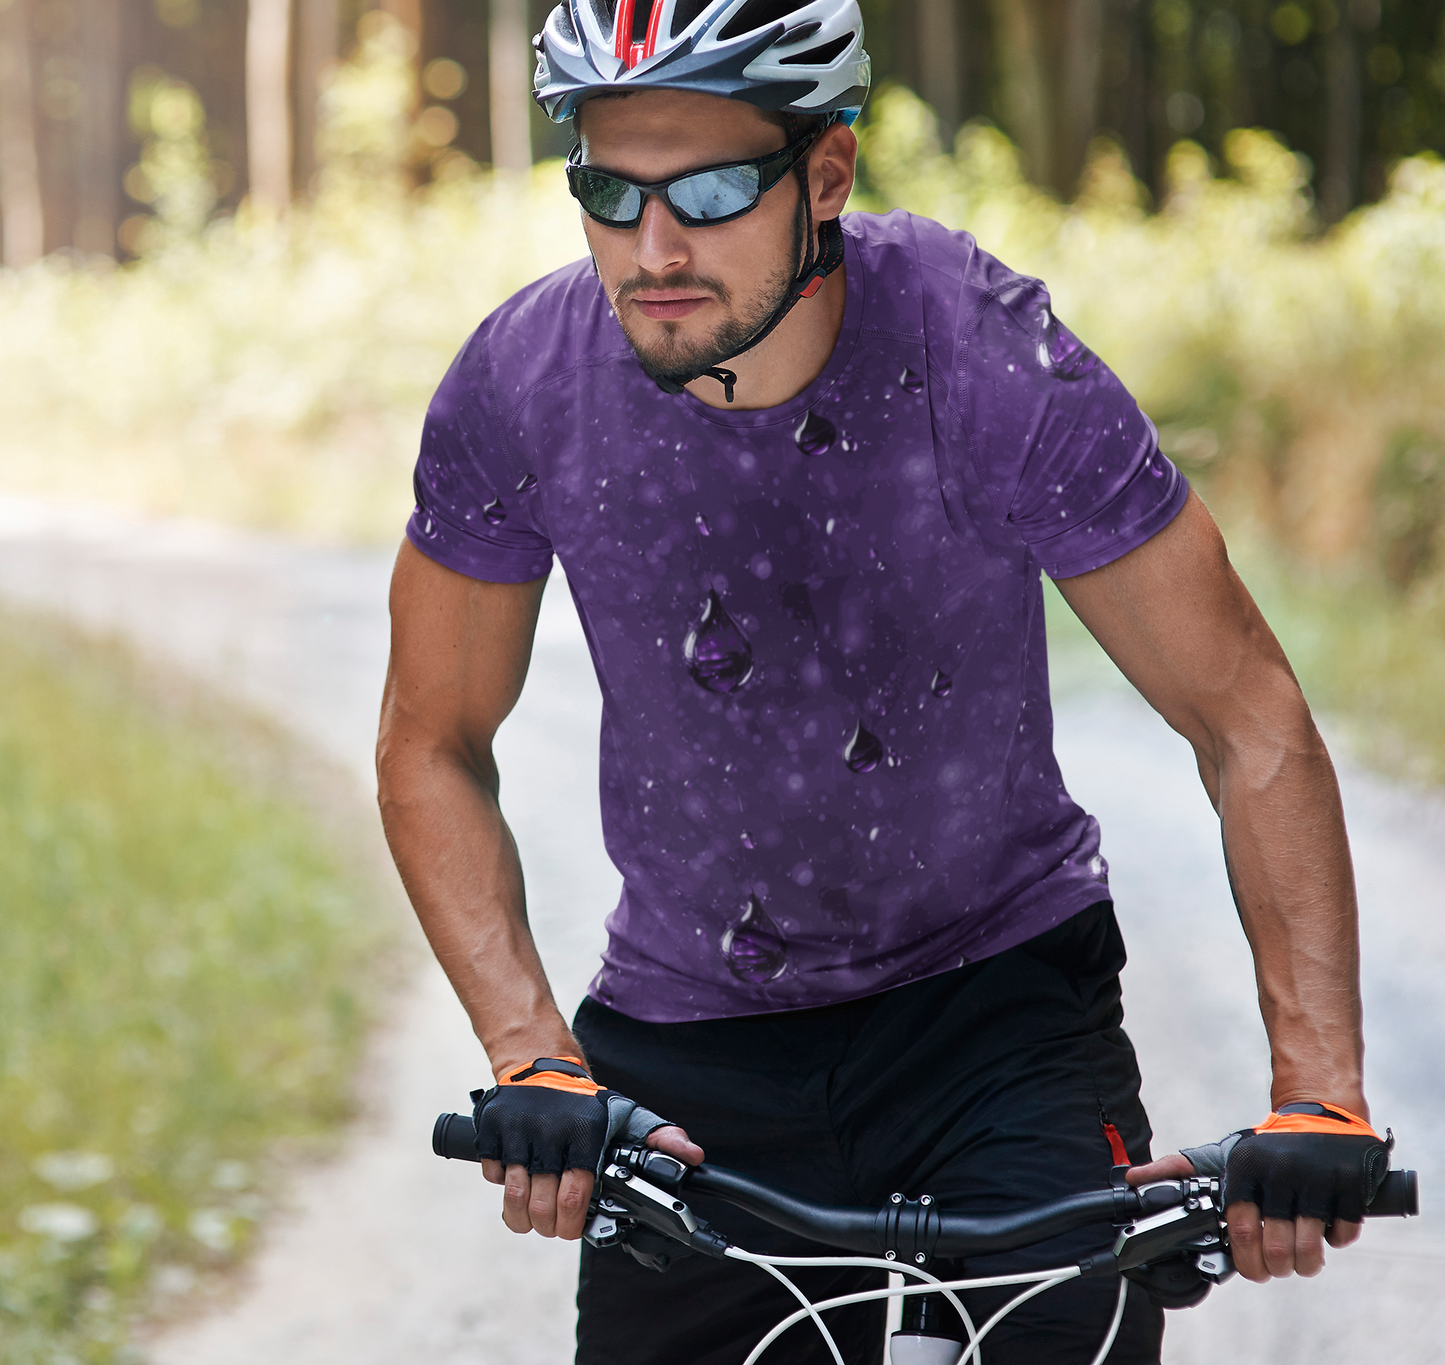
[431,1111,1418,1262]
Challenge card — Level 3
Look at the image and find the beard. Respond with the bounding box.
[610,197,806,387]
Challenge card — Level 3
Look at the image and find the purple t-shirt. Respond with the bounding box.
[409,210,1187,1023]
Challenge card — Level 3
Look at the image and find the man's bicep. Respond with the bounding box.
[383,538,550,755]
[1051,492,1299,756]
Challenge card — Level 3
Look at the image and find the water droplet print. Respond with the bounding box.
[843,721,884,773]
[483,497,507,525]
[1037,310,1100,381]
[683,590,754,694]
[740,830,755,849]
[721,895,788,984]
[931,669,953,698]
[794,409,835,457]
[899,366,925,395]
[515,473,538,492]
[696,513,711,536]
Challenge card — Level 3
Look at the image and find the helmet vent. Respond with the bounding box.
[776,20,821,45]
[630,0,656,44]
[717,0,795,42]
[584,0,617,39]
[554,3,578,43]
[778,32,852,65]
[669,0,712,38]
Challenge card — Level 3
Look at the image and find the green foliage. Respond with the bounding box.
[0,66,1442,769]
[856,88,1445,574]
[0,622,386,1363]
[122,76,217,252]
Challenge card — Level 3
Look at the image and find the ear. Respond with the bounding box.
[809,121,857,221]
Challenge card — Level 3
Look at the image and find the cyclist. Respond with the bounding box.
[377,1,1381,1359]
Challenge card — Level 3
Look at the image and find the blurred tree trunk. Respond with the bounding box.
[246,0,292,214]
[0,0,44,264]
[76,0,122,255]
[918,0,961,138]
[990,0,1103,198]
[489,0,532,169]
[1319,22,1359,222]
[295,0,339,195]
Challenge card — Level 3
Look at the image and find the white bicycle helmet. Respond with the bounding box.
[533,0,871,126]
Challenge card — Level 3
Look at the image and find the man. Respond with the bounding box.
[377,1,1387,1360]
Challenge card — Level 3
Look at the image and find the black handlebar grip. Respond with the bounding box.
[1366,1169,1419,1218]
[433,1112,482,1162]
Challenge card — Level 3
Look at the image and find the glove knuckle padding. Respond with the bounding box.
[471,1058,676,1179]
[473,1086,609,1177]
[1224,1132,1389,1223]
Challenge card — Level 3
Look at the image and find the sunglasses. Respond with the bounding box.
[565,131,818,229]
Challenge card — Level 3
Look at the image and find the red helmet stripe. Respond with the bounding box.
[613,0,636,60]
[643,0,665,57]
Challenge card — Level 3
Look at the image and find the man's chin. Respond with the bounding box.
[621,322,726,386]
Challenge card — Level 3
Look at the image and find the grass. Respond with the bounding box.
[0,615,391,1364]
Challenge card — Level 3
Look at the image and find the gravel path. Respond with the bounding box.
[0,494,1440,1364]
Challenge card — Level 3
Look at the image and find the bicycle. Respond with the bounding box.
[432,1110,1419,1365]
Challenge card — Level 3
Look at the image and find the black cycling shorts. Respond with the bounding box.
[573,901,1164,1365]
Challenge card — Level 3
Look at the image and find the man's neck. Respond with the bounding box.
[683,262,847,412]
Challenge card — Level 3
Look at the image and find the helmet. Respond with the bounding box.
[533,0,871,126]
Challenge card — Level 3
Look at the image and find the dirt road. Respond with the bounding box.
[0,494,1439,1364]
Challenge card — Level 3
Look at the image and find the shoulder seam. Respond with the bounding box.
[955,288,1017,527]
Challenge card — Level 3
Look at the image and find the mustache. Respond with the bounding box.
[612,271,733,309]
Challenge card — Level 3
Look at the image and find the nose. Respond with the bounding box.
[632,193,690,277]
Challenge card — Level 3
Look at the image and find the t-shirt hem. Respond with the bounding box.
[405,509,553,584]
[1037,475,1191,580]
[590,882,1116,1024]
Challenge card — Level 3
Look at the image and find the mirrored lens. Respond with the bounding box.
[574,170,643,224]
[668,165,761,222]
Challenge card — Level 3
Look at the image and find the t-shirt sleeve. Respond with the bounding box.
[406,320,555,584]
[959,278,1188,579]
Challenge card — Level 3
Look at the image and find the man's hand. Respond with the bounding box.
[482,1124,705,1240]
[1125,1102,1386,1282]
[1126,1151,1357,1280]
[472,1056,705,1241]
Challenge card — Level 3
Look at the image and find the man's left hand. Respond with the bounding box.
[1125,1102,1388,1282]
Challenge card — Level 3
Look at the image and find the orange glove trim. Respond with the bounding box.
[1255,1104,1379,1139]
[499,1057,603,1097]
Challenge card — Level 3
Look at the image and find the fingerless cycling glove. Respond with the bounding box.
[1181,1101,1390,1224]
[471,1056,672,1178]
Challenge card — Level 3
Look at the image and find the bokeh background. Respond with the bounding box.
[2,2,1444,1362]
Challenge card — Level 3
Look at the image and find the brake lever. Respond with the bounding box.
[1081,1177,1234,1286]
[583,1160,730,1260]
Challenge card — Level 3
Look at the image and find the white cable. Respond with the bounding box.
[749,1257,846,1365]
[738,1265,1080,1365]
[724,1248,980,1364]
[1086,1275,1129,1365]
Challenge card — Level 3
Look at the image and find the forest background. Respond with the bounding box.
[1,5,1444,1360]
[0,0,1442,763]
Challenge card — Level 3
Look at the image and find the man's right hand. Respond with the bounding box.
[473,1056,704,1240]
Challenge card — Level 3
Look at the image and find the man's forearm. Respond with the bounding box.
[1206,702,1365,1116]
[377,744,580,1077]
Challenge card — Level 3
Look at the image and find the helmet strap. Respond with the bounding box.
[654,120,845,404]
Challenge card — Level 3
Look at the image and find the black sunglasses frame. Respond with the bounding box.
[565,130,819,229]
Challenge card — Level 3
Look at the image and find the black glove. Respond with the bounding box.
[1181,1101,1390,1225]
[471,1056,672,1178]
